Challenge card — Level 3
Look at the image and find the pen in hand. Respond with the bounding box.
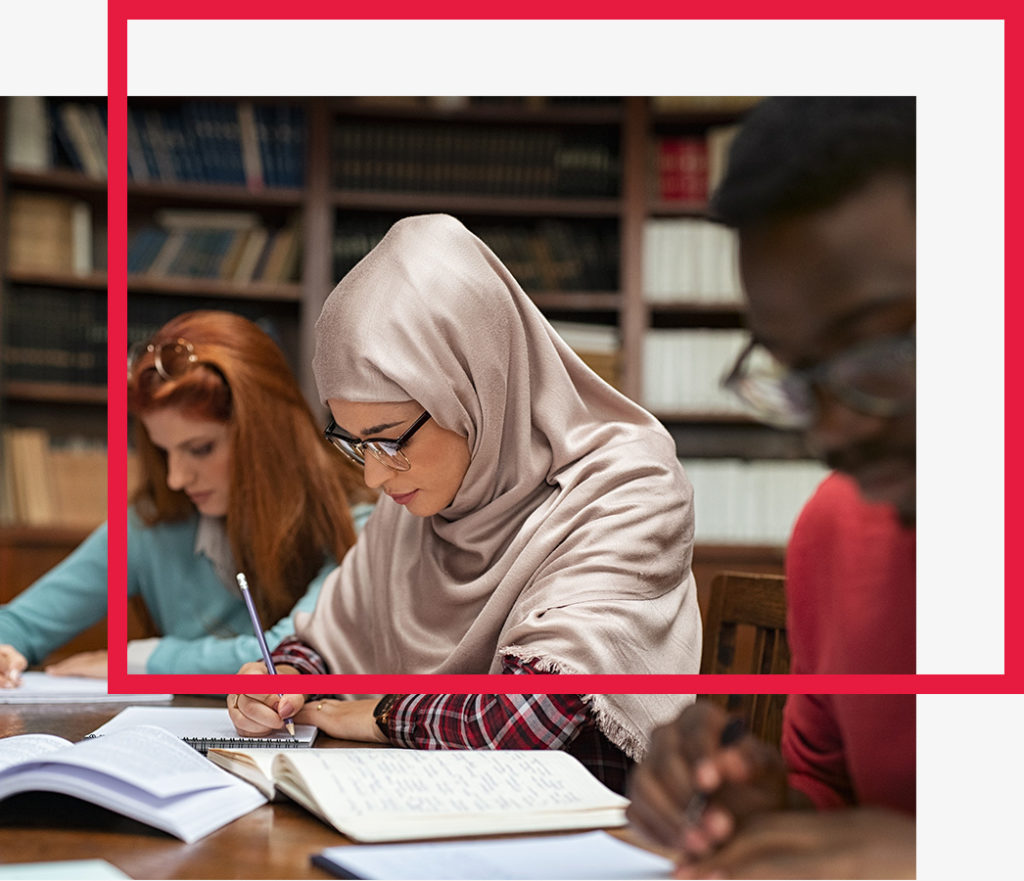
[684,716,748,825]
[235,572,296,738]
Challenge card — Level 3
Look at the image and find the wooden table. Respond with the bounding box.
[0,695,384,879]
[1,695,656,879]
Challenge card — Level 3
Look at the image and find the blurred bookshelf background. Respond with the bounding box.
[2,95,828,614]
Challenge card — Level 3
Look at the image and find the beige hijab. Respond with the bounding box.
[301,215,700,759]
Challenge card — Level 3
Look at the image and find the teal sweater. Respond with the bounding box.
[0,503,373,673]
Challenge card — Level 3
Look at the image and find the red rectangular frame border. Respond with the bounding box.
[107,2,1019,697]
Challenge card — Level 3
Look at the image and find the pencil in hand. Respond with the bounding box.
[236,572,296,738]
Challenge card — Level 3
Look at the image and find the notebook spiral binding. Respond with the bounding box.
[84,733,306,755]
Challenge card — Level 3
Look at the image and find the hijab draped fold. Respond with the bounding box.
[301,214,700,759]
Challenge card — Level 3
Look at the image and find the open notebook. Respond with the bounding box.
[85,706,317,754]
[207,747,629,842]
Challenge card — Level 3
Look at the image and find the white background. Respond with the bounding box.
[4,7,1016,880]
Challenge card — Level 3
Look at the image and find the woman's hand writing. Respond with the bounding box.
[0,645,27,687]
[227,660,306,736]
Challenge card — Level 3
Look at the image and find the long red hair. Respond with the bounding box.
[127,310,373,624]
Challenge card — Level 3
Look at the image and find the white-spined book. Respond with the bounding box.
[0,725,267,842]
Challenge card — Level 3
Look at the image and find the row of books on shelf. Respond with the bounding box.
[643,217,743,303]
[127,100,306,189]
[653,124,739,203]
[127,210,301,285]
[5,96,107,179]
[334,215,619,292]
[332,119,621,198]
[0,428,112,529]
[127,299,294,368]
[683,457,827,544]
[642,329,747,414]
[6,191,106,276]
[2,287,106,386]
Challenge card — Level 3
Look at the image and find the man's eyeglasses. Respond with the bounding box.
[721,328,915,430]
[324,411,432,472]
[128,338,199,382]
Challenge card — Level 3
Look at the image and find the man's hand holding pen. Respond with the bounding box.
[626,702,789,861]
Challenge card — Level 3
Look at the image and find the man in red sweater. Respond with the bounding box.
[627,97,916,878]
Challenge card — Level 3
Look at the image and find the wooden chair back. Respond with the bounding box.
[700,570,790,746]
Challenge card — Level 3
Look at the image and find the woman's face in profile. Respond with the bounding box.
[141,406,232,517]
[326,398,471,518]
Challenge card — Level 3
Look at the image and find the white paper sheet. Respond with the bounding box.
[314,831,673,880]
[0,672,172,704]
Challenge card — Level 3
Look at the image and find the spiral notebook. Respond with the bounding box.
[84,706,317,753]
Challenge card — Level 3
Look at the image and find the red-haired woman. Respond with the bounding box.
[0,310,374,683]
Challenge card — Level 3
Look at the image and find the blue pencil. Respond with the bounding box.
[235,572,296,738]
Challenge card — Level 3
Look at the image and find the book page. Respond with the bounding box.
[314,831,673,880]
[275,749,628,839]
[206,748,278,799]
[0,672,172,704]
[41,725,243,798]
[0,734,71,774]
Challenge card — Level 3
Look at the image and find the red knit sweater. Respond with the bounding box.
[781,472,916,814]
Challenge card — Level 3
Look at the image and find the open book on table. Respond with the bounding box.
[207,747,628,842]
[0,724,267,842]
[85,705,317,753]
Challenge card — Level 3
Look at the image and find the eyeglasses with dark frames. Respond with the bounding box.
[721,327,915,430]
[323,411,432,472]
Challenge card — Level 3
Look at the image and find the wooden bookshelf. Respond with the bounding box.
[332,191,623,218]
[124,96,309,378]
[128,180,304,208]
[119,96,814,542]
[6,269,107,289]
[0,98,108,612]
[0,95,819,652]
[126,275,302,302]
[118,96,783,444]
[4,381,108,405]
[6,168,107,194]
[1,98,109,448]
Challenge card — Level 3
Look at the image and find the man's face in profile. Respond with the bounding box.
[738,175,917,524]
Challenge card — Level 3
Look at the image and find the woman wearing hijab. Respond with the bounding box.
[228,215,700,792]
